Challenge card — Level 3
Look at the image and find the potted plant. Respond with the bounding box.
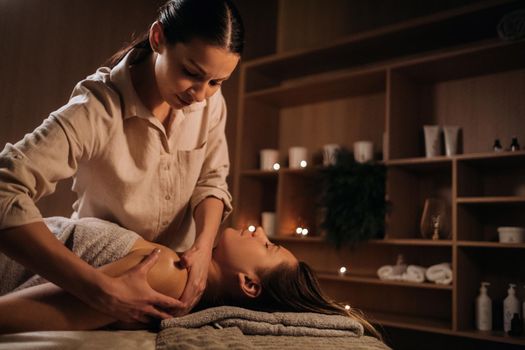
[318,149,386,247]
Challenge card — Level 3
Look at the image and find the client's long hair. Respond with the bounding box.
[197,261,382,340]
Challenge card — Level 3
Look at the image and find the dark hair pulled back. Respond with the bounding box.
[105,0,244,68]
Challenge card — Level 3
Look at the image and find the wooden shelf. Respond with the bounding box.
[241,169,279,178]
[233,2,525,347]
[457,241,525,249]
[245,68,385,107]
[368,238,453,246]
[388,151,525,165]
[244,0,520,89]
[365,310,452,334]
[457,196,525,204]
[455,329,525,346]
[317,273,453,290]
[270,235,324,243]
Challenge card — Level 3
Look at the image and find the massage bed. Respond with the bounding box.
[0,218,390,349]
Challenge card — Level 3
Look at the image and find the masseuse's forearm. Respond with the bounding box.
[193,197,224,247]
[0,222,104,298]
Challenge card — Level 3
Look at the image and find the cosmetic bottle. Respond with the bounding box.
[508,313,523,336]
[493,139,503,152]
[510,137,520,151]
[476,282,492,331]
[503,283,520,333]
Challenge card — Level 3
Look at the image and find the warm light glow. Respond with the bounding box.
[296,227,303,234]
[345,305,351,311]
[248,225,256,233]
[273,163,280,170]
[339,267,347,275]
[301,228,309,236]
[300,160,307,168]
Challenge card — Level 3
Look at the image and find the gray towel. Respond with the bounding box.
[0,216,140,295]
[161,305,364,337]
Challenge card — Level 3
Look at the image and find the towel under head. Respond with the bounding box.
[161,305,364,337]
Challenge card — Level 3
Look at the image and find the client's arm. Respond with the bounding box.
[0,241,187,334]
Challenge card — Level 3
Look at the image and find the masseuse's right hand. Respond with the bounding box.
[93,248,182,323]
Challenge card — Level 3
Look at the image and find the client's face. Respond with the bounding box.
[213,226,297,275]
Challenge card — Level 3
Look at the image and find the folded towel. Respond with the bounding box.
[0,217,140,295]
[161,306,364,337]
[425,263,452,285]
[402,265,426,283]
[377,265,405,281]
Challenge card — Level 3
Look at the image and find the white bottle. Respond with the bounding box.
[476,282,492,331]
[503,283,520,333]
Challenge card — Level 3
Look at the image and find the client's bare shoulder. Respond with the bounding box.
[111,239,188,299]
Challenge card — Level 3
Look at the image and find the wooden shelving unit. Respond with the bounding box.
[233,0,525,347]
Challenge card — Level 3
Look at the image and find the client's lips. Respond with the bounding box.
[177,95,192,106]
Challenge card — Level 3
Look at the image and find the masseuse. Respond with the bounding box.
[0,0,243,323]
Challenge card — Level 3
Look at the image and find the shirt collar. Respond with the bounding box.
[109,48,207,120]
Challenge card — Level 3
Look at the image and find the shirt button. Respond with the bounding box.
[165,195,171,200]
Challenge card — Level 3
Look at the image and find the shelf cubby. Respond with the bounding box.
[456,247,525,334]
[386,161,452,239]
[457,201,525,241]
[457,152,525,198]
[388,40,525,160]
[321,281,453,331]
[235,175,278,229]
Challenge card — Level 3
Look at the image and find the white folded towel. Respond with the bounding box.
[401,265,426,283]
[377,265,405,281]
[425,263,452,285]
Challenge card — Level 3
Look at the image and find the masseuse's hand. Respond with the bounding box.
[174,242,213,316]
[96,248,183,323]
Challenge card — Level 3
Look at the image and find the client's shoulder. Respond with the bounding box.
[128,240,188,299]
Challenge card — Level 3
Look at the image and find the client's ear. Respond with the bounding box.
[237,273,261,298]
[149,21,165,53]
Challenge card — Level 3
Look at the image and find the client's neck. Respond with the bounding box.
[195,259,225,311]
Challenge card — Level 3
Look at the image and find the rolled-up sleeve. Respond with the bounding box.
[189,93,233,223]
[0,85,114,230]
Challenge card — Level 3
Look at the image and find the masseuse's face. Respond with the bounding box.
[151,23,240,109]
[213,226,298,275]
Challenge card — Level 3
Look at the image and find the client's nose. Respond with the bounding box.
[253,226,268,240]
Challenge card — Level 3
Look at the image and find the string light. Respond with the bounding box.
[345,305,351,311]
[300,160,307,168]
[296,227,303,234]
[301,228,309,236]
[273,163,280,171]
[339,266,347,275]
[248,225,256,233]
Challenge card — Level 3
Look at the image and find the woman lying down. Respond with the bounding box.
[0,217,379,338]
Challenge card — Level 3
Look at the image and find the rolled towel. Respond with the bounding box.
[426,263,452,285]
[377,265,403,281]
[402,265,427,283]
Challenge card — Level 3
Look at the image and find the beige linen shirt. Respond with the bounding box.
[0,49,232,251]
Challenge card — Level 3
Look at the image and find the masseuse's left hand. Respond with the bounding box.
[173,241,213,316]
